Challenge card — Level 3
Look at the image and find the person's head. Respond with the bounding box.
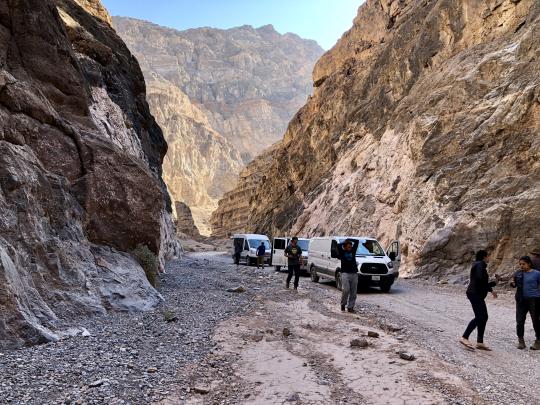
[519,256,533,271]
[343,239,353,251]
[475,250,489,262]
[260,241,264,246]
[291,236,298,246]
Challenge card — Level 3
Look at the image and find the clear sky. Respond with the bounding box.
[101,0,363,50]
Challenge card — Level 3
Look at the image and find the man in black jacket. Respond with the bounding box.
[460,250,498,351]
[285,237,302,290]
[337,239,359,313]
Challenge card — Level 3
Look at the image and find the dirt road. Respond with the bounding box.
[172,253,539,405]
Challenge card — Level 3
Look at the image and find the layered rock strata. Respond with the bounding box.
[212,0,540,278]
[113,18,323,233]
[0,0,178,348]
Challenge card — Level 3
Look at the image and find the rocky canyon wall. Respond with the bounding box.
[212,0,540,279]
[0,0,178,348]
[113,18,324,234]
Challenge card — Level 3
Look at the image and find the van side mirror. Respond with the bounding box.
[388,252,396,261]
[331,248,339,259]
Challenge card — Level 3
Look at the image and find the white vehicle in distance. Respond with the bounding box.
[271,237,310,272]
[231,234,271,266]
[308,237,400,292]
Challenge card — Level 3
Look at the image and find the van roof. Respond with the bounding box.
[274,237,310,241]
[231,234,269,239]
[311,236,377,241]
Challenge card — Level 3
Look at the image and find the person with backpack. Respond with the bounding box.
[510,256,540,350]
[337,238,360,313]
[284,237,302,290]
[460,250,498,351]
[256,241,266,269]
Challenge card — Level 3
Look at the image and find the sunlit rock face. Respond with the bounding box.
[0,0,179,348]
[212,0,540,278]
[113,17,324,234]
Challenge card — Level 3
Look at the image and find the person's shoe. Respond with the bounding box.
[347,308,356,314]
[476,343,492,351]
[530,340,540,350]
[459,337,475,350]
[517,338,526,350]
[285,284,290,289]
[293,287,298,292]
[341,305,346,312]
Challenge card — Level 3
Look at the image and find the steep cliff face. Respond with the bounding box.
[212,0,540,278]
[113,18,324,233]
[0,0,178,348]
[145,79,243,235]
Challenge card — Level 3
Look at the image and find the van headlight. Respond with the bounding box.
[387,262,394,269]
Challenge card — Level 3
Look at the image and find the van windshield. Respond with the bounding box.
[248,239,270,249]
[297,240,310,251]
[338,238,385,256]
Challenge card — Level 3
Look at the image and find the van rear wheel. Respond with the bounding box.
[310,266,319,283]
[274,265,282,272]
[335,272,342,291]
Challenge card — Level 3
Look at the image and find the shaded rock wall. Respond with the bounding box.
[0,0,178,348]
[174,202,200,238]
[113,18,324,233]
[211,0,540,278]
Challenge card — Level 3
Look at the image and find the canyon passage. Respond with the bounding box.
[1,0,539,404]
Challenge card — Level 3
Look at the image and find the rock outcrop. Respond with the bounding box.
[212,0,540,278]
[0,0,178,349]
[113,18,324,233]
[175,201,200,237]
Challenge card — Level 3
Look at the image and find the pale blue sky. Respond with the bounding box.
[102,0,363,49]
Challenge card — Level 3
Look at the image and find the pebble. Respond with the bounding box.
[350,338,369,348]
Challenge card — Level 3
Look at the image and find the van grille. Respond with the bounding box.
[360,263,388,275]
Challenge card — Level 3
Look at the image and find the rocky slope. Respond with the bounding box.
[211,0,540,278]
[113,18,323,233]
[0,0,179,349]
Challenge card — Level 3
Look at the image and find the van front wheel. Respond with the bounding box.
[310,266,319,283]
[335,272,342,291]
[274,265,281,272]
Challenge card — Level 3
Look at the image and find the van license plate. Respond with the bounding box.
[372,276,381,281]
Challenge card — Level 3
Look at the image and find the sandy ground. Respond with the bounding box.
[164,252,540,405]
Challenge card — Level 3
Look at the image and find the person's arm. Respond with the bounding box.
[336,243,344,259]
[510,272,517,288]
[351,239,360,254]
[284,246,290,258]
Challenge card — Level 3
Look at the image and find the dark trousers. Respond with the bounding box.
[516,298,540,340]
[463,293,488,343]
[234,252,240,265]
[286,264,301,288]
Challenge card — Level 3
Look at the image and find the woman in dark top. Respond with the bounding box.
[460,250,498,351]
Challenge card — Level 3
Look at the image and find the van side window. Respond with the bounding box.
[244,240,249,250]
[274,239,285,250]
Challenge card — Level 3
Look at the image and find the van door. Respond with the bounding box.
[272,238,288,270]
[240,238,249,262]
[386,240,401,273]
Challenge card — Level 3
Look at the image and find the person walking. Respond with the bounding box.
[284,237,302,290]
[337,238,360,313]
[256,241,266,269]
[510,256,540,350]
[460,250,498,351]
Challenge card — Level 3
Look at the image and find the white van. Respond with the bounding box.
[308,237,400,292]
[231,234,271,266]
[271,237,310,272]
